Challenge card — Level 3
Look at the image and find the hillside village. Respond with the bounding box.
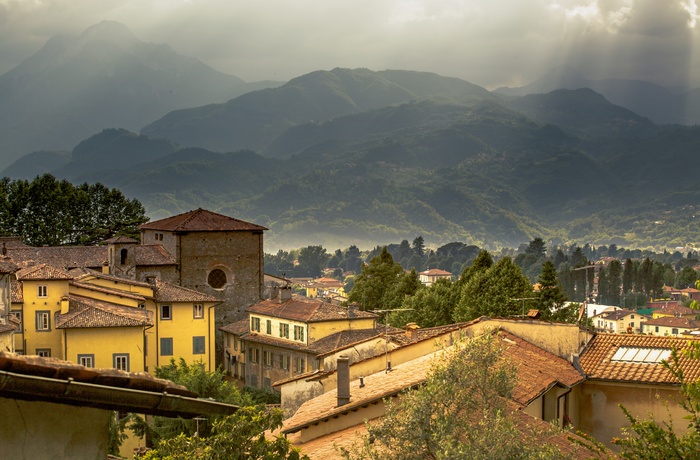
[1,208,700,458]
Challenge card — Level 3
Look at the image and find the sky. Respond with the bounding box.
[0,0,699,90]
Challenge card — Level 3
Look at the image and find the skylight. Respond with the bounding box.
[611,347,672,364]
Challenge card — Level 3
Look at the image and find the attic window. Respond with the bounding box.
[611,347,672,363]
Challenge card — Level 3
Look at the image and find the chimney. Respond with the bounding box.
[102,261,110,275]
[337,355,350,407]
[405,322,419,339]
[145,276,157,285]
[279,285,292,303]
[60,296,70,314]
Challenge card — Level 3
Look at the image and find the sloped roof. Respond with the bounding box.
[15,263,73,281]
[69,267,155,289]
[69,280,148,302]
[419,268,452,276]
[654,304,700,317]
[11,279,22,303]
[154,279,219,303]
[133,245,177,266]
[8,246,106,269]
[579,334,700,384]
[643,317,700,328]
[55,295,153,329]
[0,256,17,274]
[499,331,584,406]
[308,328,394,355]
[247,297,377,323]
[385,320,479,347]
[102,236,138,244]
[597,309,636,320]
[139,208,267,232]
[219,318,250,336]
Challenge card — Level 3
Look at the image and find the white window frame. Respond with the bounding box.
[113,354,129,371]
[36,311,50,331]
[37,285,48,298]
[78,354,94,368]
[193,304,204,319]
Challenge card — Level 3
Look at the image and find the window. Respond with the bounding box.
[233,337,238,351]
[160,305,172,320]
[266,319,272,335]
[248,348,259,363]
[37,285,47,298]
[113,354,130,371]
[655,326,659,333]
[35,311,50,331]
[630,322,635,328]
[294,325,305,342]
[208,269,227,289]
[631,315,635,319]
[279,323,289,338]
[251,317,261,332]
[120,249,128,265]
[672,328,679,335]
[161,338,173,356]
[280,354,290,370]
[9,311,22,331]
[294,357,305,373]
[263,350,272,367]
[78,354,94,367]
[193,336,206,354]
[193,304,204,319]
[36,349,51,357]
[138,303,145,309]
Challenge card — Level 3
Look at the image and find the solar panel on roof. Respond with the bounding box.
[611,346,672,363]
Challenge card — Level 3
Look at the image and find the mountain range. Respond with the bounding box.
[1,22,698,252]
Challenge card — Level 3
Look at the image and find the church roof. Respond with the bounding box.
[139,208,267,232]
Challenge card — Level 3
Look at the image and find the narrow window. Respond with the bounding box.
[37,285,47,298]
[279,323,289,338]
[193,336,206,354]
[35,311,50,331]
[294,325,305,342]
[120,249,128,265]
[248,348,259,363]
[113,354,130,372]
[161,305,172,320]
[193,304,204,318]
[78,354,94,367]
[160,338,173,356]
[266,319,272,335]
[250,317,260,332]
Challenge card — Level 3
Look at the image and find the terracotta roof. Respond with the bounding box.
[643,317,700,328]
[154,279,219,303]
[579,334,700,384]
[247,297,377,323]
[241,332,311,352]
[133,245,177,266]
[597,309,636,320]
[282,351,437,434]
[285,424,369,459]
[419,268,452,276]
[654,304,700,316]
[11,279,22,303]
[219,318,250,336]
[69,267,155,289]
[102,236,138,244]
[15,263,73,281]
[0,352,195,397]
[0,256,17,273]
[499,331,583,406]
[308,328,392,355]
[55,295,154,329]
[69,280,147,302]
[7,246,106,269]
[139,208,267,232]
[385,320,479,347]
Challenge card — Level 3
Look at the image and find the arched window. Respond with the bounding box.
[120,249,128,265]
[208,269,227,289]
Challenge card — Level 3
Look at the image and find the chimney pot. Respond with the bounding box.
[279,285,292,303]
[337,355,350,407]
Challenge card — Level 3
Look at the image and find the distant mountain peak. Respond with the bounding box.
[78,20,140,46]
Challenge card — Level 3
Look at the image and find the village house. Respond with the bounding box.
[304,277,347,301]
[418,268,452,286]
[641,316,700,336]
[220,286,381,389]
[652,303,700,319]
[591,308,648,333]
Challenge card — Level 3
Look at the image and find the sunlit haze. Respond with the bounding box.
[0,0,698,89]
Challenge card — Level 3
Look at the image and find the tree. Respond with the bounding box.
[137,406,307,460]
[348,247,404,310]
[457,250,493,287]
[391,277,459,328]
[536,260,568,321]
[623,258,636,294]
[453,257,533,322]
[383,269,422,310]
[676,266,698,289]
[296,245,329,277]
[0,174,147,246]
[525,237,547,258]
[412,236,425,257]
[606,259,623,306]
[340,333,563,460]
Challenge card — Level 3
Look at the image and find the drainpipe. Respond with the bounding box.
[208,304,217,372]
[143,323,153,373]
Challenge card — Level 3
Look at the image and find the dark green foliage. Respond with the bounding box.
[296,245,330,277]
[536,260,568,320]
[0,174,147,246]
[391,277,460,328]
[348,247,404,310]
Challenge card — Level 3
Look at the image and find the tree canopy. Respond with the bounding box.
[0,174,147,246]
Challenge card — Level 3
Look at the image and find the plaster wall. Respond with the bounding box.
[21,279,68,358]
[474,319,585,359]
[65,326,145,372]
[0,398,110,459]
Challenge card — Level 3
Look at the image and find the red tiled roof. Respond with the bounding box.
[597,309,636,320]
[133,245,177,266]
[0,256,17,273]
[654,304,700,316]
[102,236,138,244]
[308,328,391,355]
[11,279,22,303]
[69,268,155,289]
[500,331,583,406]
[247,297,377,323]
[154,279,219,303]
[419,268,452,276]
[15,263,73,281]
[69,280,147,302]
[139,208,267,232]
[579,334,700,384]
[643,317,700,328]
[55,295,153,329]
[219,318,249,336]
[8,246,106,269]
